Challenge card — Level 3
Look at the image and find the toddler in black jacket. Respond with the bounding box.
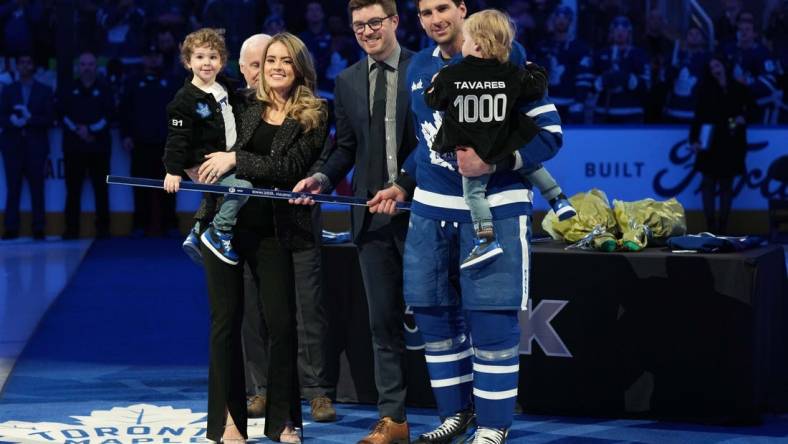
[163,28,246,266]
[426,9,576,270]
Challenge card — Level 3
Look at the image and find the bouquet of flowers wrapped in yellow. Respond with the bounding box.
[541,189,687,251]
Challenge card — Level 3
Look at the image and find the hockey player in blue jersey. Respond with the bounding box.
[367,0,564,442]
[425,9,574,271]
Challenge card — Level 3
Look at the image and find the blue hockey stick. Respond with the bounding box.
[106,175,411,210]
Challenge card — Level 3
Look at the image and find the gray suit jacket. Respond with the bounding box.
[317,47,417,242]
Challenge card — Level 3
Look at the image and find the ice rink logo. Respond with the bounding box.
[0,404,267,443]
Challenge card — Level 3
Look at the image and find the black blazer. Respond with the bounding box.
[318,47,417,242]
[0,80,54,152]
[195,99,328,250]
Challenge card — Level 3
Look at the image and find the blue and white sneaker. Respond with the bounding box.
[549,194,577,221]
[200,226,239,265]
[182,227,203,265]
[460,234,503,270]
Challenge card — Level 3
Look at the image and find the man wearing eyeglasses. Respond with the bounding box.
[291,1,417,443]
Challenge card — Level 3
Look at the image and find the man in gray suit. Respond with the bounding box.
[292,0,417,442]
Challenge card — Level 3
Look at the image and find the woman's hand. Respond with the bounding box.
[163,173,182,193]
[198,151,237,183]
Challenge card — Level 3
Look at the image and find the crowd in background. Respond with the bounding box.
[0,0,786,239]
[1,0,787,125]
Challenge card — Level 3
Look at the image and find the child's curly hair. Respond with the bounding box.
[180,28,228,70]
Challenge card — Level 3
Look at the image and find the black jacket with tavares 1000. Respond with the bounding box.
[425,55,541,163]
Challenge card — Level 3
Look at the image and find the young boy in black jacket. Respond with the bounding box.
[163,28,247,266]
[426,9,576,270]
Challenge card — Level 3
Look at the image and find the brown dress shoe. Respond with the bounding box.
[310,395,337,422]
[357,417,409,444]
[246,395,266,418]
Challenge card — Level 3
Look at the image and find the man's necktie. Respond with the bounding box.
[368,61,388,193]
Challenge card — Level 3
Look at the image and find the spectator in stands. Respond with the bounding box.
[506,0,535,48]
[723,16,784,123]
[689,55,753,235]
[59,51,115,239]
[765,0,788,122]
[202,0,266,58]
[577,0,644,49]
[0,0,43,58]
[592,16,650,123]
[642,8,674,123]
[263,14,286,36]
[299,2,332,95]
[75,0,103,54]
[97,0,146,72]
[664,26,711,123]
[0,53,53,240]
[322,14,362,99]
[120,43,180,238]
[534,5,594,123]
[157,28,184,80]
[715,0,745,46]
[138,0,191,37]
[528,0,559,49]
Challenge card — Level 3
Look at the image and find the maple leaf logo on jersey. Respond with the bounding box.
[0,404,270,443]
[411,79,423,92]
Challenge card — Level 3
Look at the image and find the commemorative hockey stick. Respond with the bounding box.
[106,175,412,210]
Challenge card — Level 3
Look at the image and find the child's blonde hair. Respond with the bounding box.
[180,28,229,70]
[464,9,515,63]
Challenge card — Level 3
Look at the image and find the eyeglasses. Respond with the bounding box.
[352,15,394,33]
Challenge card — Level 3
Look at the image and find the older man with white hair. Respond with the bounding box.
[239,33,272,88]
[237,33,338,423]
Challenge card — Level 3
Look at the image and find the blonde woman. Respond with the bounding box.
[196,32,328,443]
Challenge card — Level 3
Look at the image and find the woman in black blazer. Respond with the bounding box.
[195,32,328,443]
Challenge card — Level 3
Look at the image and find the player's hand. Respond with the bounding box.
[456,146,493,177]
[367,185,406,215]
[163,173,182,193]
[290,176,323,205]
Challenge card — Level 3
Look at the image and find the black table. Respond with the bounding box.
[322,241,788,421]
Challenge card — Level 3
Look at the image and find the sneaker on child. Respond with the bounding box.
[182,226,203,265]
[200,225,239,265]
[549,194,577,221]
[461,234,503,270]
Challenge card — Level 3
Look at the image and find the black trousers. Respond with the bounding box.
[701,175,734,235]
[242,243,336,400]
[355,213,408,422]
[203,230,301,443]
[130,143,177,232]
[2,137,47,232]
[63,150,110,236]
